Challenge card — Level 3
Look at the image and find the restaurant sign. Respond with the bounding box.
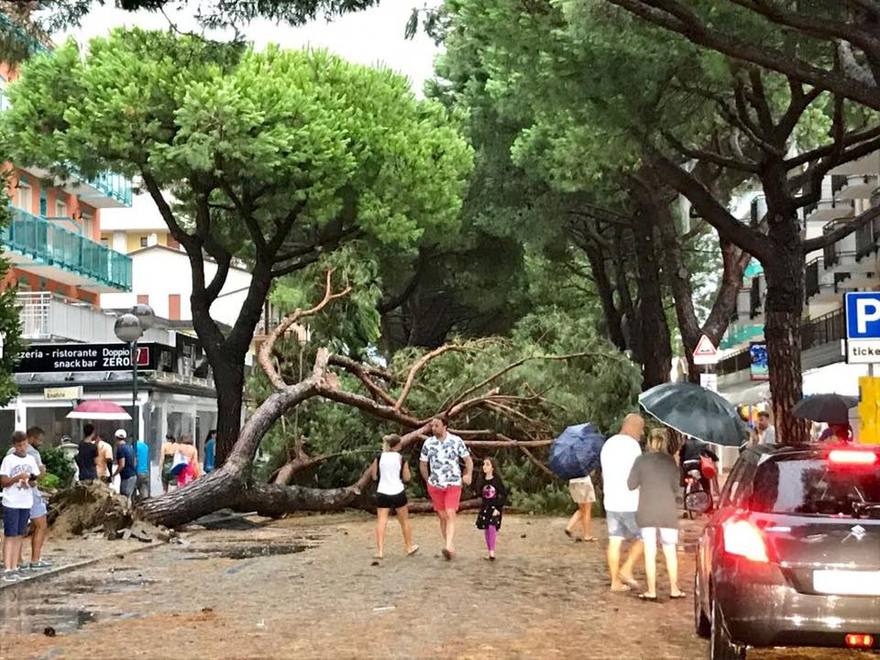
[15,343,156,374]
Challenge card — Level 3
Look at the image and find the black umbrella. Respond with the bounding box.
[791,393,858,424]
[639,382,748,446]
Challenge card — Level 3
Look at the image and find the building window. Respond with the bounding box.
[80,212,94,237]
[14,179,30,210]
[168,294,181,321]
[139,236,148,248]
[55,200,68,218]
[137,294,150,305]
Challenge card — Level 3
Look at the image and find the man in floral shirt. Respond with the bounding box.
[420,417,473,560]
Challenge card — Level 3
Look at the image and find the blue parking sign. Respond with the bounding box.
[845,292,880,339]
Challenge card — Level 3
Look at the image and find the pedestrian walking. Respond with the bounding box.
[112,430,138,499]
[475,457,507,561]
[627,428,685,601]
[1,431,40,583]
[419,417,473,560]
[600,413,645,592]
[95,433,114,483]
[75,424,99,483]
[751,411,776,445]
[564,474,597,542]
[4,426,52,571]
[134,434,150,499]
[173,434,201,487]
[204,429,217,473]
[160,433,178,493]
[369,434,419,561]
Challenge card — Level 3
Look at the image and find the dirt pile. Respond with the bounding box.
[48,481,133,538]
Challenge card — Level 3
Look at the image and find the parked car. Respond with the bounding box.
[694,443,880,659]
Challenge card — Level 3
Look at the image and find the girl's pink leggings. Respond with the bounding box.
[484,525,498,552]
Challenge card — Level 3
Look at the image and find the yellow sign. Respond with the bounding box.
[43,386,83,401]
[858,377,880,444]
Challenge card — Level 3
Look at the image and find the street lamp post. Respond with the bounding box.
[114,304,155,458]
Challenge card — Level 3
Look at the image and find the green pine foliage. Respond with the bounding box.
[0,187,21,406]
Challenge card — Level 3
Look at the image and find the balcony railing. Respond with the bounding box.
[3,206,132,290]
[16,291,122,342]
[74,169,133,207]
[720,324,764,350]
[801,309,845,352]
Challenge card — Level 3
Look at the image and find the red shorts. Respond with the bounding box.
[427,484,462,512]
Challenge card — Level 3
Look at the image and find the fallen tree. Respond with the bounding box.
[138,272,636,528]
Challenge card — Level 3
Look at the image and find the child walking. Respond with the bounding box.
[475,457,507,561]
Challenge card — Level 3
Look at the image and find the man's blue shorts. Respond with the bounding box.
[2,506,30,537]
[606,510,641,540]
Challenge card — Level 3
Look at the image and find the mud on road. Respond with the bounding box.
[0,514,865,660]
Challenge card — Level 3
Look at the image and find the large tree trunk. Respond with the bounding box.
[762,220,808,445]
[631,192,673,389]
[583,242,628,351]
[138,372,338,527]
[212,357,246,465]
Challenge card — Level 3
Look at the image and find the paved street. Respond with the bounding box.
[0,514,865,659]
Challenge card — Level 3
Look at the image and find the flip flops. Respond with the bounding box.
[638,593,658,602]
[407,545,420,557]
[670,592,688,599]
[618,574,640,589]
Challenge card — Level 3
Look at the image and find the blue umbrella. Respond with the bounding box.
[549,423,606,480]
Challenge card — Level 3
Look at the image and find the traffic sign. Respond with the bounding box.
[845,292,880,363]
[693,335,718,366]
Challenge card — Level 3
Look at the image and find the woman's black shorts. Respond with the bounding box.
[376,491,408,509]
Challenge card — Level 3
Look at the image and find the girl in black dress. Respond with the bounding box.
[475,457,508,561]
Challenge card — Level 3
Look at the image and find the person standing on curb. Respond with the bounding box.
[5,426,52,571]
[420,417,473,560]
[203,430,217,474]
[1,431,40,582]
[76,424,99,483]
[600,413,645,592]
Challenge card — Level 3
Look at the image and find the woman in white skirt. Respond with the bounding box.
[565,474,597,542]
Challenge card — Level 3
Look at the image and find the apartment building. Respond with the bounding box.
[715,156,880,422]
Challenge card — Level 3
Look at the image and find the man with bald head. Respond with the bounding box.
[600,413,646,592]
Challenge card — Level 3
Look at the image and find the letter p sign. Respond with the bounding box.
[857,299,880,334]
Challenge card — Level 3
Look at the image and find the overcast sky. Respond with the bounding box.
[56,1,442,95]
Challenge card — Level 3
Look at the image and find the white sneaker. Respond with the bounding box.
[1,570,19,583]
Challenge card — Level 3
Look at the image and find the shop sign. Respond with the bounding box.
[15,343,155,373]
[749,342,769,381]
[43,386,83,400]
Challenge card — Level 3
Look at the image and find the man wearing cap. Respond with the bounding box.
[112,430,137,499]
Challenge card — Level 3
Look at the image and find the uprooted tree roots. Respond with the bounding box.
[136,271,608,529]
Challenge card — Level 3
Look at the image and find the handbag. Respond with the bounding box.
[700,454,717,479]
[170,451,189,476]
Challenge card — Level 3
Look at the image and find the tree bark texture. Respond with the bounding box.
[762,219,809,445]
[630,192,673,389]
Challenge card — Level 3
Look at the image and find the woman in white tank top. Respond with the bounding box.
[370,434,419,561]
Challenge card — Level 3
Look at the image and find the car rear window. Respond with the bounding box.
[749,454,880,518]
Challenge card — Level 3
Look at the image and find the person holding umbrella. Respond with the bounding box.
[549,423,604,543]
[792,393,858,444]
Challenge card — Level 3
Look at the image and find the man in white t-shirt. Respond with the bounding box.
[600,413,646,592]
[1,431,40,582]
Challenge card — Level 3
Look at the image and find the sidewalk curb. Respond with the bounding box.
[0,540,163,592]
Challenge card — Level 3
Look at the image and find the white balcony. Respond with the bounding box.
[18,292,119,343]
[830,152,880,177]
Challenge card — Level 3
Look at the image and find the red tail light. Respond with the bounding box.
[829,449,877,465]
[722,519,769,563]
[845,633,874,649]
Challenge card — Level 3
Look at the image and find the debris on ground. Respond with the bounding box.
[48,482,178,544]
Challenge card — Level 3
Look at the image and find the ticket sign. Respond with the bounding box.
[845,292,880,364]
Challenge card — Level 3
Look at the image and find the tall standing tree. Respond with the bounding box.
[1,29,473,462]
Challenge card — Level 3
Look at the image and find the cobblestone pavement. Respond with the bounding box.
[0,513,866,660]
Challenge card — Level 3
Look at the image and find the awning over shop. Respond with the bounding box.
[719,361,868,405]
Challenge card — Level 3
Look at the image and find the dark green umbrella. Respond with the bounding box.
[639,382,748,446]
[791,394,858,424]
